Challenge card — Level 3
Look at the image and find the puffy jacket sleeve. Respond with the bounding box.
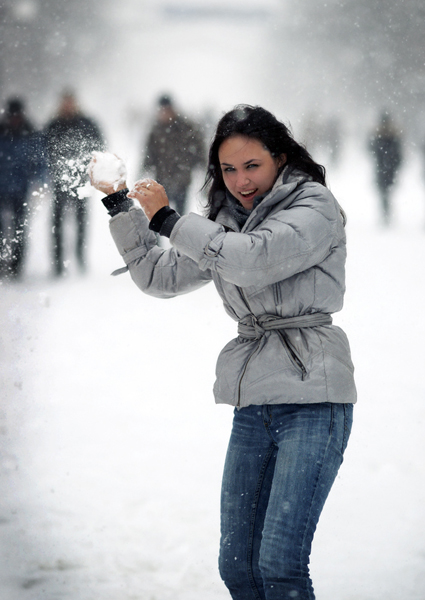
[169,186,343,288]
[109,207,212,298]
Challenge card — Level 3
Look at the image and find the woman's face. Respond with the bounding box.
[218,135,285,210]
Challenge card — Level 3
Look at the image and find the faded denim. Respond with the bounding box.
[219,402,353,600]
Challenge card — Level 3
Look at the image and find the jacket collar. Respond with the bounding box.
[215,165,310,232]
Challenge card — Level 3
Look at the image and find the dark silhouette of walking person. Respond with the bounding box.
[44,90,104,276]
[0,97,44,279]
[369,111,402,225]
[142,94,206,215]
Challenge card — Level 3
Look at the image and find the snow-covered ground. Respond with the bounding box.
[1,140,425,600]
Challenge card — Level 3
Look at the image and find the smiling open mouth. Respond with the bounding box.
[240,189,257,198]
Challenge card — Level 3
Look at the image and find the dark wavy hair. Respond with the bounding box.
[202,105,327,220]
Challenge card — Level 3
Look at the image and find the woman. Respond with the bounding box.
[90,105,356,600]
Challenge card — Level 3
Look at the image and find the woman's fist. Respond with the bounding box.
[127,178,169,220]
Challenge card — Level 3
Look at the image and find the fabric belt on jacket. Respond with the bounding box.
[237,313,333,340]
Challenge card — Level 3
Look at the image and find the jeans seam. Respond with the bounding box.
[341,403,353,454]
[298,423,334,600]
[246,442,275,600]
[329,402,334,437]
[264,405,276,444]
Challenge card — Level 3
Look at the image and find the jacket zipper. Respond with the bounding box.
[236,286,262,407]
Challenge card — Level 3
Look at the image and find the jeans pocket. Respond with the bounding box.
[329,403,353,455]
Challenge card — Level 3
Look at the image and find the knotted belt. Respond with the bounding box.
[237,313,333,340]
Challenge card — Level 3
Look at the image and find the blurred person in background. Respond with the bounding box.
[44,89,105,276]
[301,112,342,168]
[90,104,356,600]
[322,115,342,166]
[0,97,44,279]
[142,94,206,214]
[369,111,403,226]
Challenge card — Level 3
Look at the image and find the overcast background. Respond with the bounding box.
[2,0,425,142]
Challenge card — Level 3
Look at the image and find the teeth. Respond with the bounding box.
[240,190,256,196]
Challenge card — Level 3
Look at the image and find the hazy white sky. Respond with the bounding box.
[85,0,283,142]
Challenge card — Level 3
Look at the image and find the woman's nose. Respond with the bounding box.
[236,172,250,187]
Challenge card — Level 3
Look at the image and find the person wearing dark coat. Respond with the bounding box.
[369,112,402,225]
[0,97,44,279]
[142,94,206,215]
[44,90,105,275]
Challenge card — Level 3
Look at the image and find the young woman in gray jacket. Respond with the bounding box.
[90,105,356,600]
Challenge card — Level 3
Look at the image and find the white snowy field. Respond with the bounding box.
[1,143,425,600]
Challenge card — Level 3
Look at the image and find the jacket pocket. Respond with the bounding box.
[277,331,308,380]
[272,282,282,308]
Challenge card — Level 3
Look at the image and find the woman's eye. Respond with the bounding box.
[247,163,258,169]
[223,167,235,173]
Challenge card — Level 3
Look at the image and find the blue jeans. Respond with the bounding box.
[219,402,353,600]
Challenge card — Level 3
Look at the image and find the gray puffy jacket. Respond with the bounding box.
[109,168,356,408]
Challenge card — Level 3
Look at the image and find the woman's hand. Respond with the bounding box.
[127,178,169,220]
[87,154,127,196]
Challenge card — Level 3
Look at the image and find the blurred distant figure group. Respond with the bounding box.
[0,90,416,282]
[302,108,406,227]
[0,90,207,281]
[0,90,105,280]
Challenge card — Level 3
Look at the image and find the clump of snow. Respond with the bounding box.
[77,181,93,199]
[88,151,127,192]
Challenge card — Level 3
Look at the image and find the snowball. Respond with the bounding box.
[88,151,127,192]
